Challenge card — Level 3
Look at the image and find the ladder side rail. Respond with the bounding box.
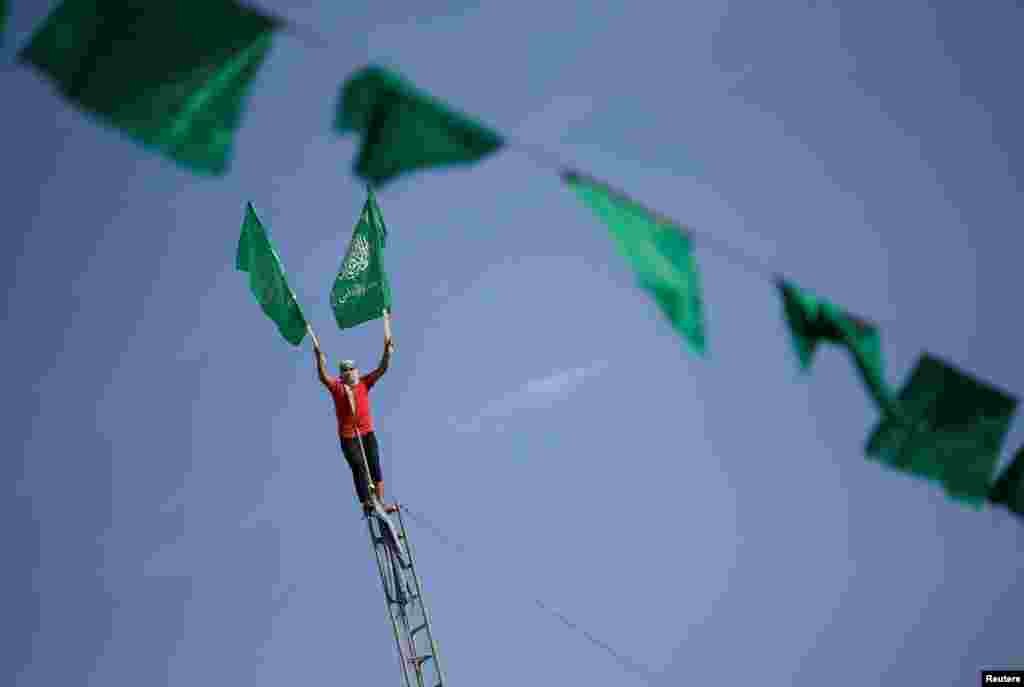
[387,540,428,687]
[367,515,414,687]
[395,506,446,687]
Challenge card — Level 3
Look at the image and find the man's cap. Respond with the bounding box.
[339,359,357,371]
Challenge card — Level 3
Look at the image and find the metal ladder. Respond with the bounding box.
[366,505,446,687]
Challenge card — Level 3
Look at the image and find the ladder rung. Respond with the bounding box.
[406,654,434,667]
[410,622,427,636]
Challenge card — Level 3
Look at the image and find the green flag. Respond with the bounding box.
[331,189,393,330]
[565,171,707,356]
[866,353,1018,507]
[989,447,1024,518]
[778,280,895,412]
[19,0,277,175]
[334,64,504,187]
[1,1,8,46]
[237,203,307,346]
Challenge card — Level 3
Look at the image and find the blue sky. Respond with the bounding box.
[4,0,1023,685]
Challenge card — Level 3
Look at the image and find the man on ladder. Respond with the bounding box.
[314,336,397,514]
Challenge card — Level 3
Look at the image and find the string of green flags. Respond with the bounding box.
[864,354,1018,507]
[335,66,504,187]
[565,171,707,358]
[16,0,1022,520]
[18,0,279,175]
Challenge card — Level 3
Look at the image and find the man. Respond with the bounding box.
[315,337,396,513]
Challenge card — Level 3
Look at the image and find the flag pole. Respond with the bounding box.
[307,323,321,351]
[346,388,378,507]
[383,309,393,350]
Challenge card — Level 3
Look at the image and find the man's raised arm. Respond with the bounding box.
[314,343,331,387]
[369,337,393,380]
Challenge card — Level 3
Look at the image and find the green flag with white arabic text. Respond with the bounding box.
[565,171,707,357]
[334,64,504,187]
[236,203,308,346]
[331,189,393,330]
[19,0,277,175]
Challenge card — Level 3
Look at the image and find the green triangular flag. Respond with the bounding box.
[331,188,393,330]
[565,171,707,357]
[334,64,504,187]
[237,203,307,346]
[778,280,895,412]
[989,447,1024,518]
[19,0,277,175]
[866,353,1018,507]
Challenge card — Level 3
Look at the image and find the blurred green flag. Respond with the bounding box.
[778,280,894,412]
[989,447,1024,519]
[1,0,8,46]
[237,203,308,346]
[334,64,504,187]
[565,171,707,357]
[19,0,277,175]
[866,353,1018,507]
[331,189,393,330]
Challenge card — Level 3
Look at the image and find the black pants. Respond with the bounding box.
[340,431,382,504]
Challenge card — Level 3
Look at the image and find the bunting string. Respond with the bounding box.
[400,504,665,686]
